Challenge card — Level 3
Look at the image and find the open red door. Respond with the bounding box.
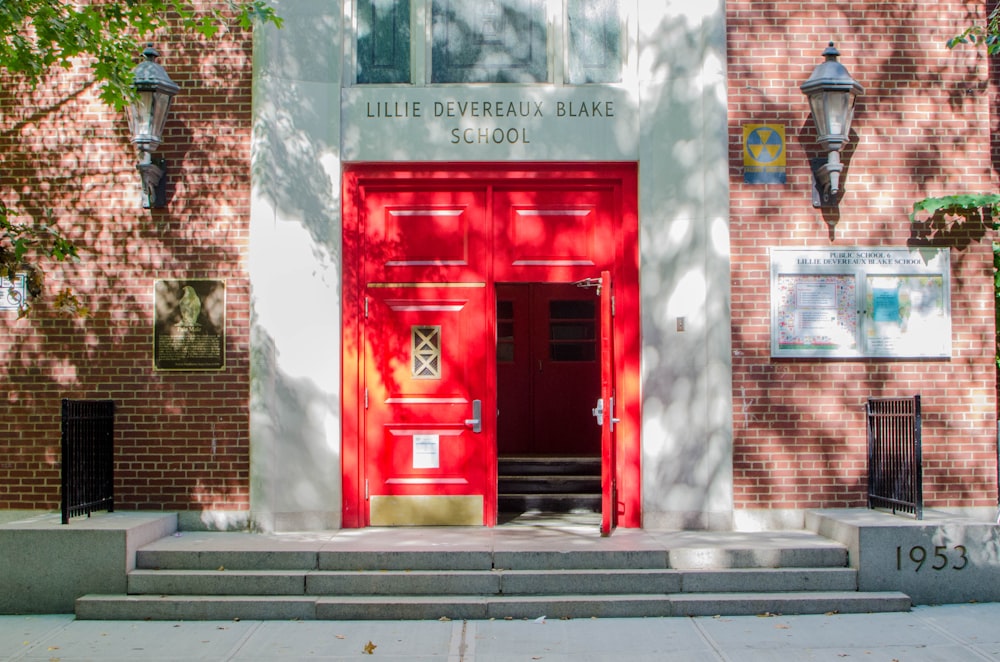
[597,270,617,535]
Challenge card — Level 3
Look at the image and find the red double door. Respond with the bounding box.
[342,165,638,533]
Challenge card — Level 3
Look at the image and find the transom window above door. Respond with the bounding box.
[353,0,623,85]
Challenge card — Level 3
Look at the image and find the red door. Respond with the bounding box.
[597,271,618,535]
[496,283,600,456]
[363,285,492,526]
[358,186,494,526]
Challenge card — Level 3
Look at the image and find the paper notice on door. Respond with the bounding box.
[413,435,440,469]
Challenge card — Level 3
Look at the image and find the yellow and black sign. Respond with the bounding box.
[743,123,786,184]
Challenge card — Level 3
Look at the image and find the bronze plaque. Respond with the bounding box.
[153,279,225,370]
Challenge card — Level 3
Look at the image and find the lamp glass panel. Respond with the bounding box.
[127,90,154,141]
[825,91,851,137]
[843,93,857,135]
[150,91,173,141]
[808,94,828,137]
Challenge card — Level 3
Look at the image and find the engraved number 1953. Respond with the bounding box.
[896,545,968,571]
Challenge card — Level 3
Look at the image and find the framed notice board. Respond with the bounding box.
[770,248,950,359]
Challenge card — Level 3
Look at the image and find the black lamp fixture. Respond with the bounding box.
[126,44,180,209]
[800,42,863,208]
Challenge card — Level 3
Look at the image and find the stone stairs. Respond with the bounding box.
[498,456,601,514]
[74,529,911,620]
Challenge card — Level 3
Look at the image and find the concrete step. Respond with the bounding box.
[498,475,602,493]
[498,494,601,512]
[137,541,847,572]
[76,590,910,621]
[498,456,600,476]
[127,567,858,597]
[667,543,848,569]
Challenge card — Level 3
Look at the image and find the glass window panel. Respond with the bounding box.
[497,299,515,363]
[550,343,596,362]
[550,299,595,320]
[431,0,547,83]
[550,322,595,341]
[548,299,596,362]
[567,0,621,84]
[497,344,515,363]
[358,0,411,84]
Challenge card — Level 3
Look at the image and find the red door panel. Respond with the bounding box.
[493,187,616,282]
[364,187,487,283]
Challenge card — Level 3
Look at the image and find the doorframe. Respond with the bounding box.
[341,163,640,528]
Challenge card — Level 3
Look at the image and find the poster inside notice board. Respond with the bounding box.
[153,279,226,370]
[770,247,950,358]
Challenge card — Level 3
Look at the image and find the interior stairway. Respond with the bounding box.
[498,455,601,516]
[75,532,911,621]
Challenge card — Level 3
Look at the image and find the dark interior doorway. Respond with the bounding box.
[496,283,601,520]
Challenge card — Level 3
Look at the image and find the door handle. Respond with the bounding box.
[465,399,482,433]
[592,397,620,430]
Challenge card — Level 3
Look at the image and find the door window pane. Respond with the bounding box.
[549,299,596,362]
[412,325,442,378]
[497,300,515,363]
[431,0,547,83]
[357,0,411,83]
[567,0,621,84]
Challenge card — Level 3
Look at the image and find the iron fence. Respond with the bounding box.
[866,395,922,519]
[61,399,115,524]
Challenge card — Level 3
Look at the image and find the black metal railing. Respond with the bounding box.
[866,395,922,519]
[61,399,115,524]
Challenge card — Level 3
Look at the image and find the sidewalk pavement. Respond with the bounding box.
[2,603,999,661]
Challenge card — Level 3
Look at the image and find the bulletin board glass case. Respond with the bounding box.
[770,247,951,359]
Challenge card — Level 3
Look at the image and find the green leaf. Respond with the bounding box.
[910,193,1000,222]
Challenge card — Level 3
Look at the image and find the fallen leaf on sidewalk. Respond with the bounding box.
[363,640,377,655]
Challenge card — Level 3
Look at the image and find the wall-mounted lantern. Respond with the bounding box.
[125,44,180,209]
[800,42,863,208]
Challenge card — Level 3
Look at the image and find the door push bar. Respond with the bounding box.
[465,399,482,433]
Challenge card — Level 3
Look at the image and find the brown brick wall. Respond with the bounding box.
[728,2,999,510]
[2,2,997,518]
[0,19,253,513]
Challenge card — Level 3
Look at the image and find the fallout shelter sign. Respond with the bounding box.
[743,123,786,184]
[153,279,226,370]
